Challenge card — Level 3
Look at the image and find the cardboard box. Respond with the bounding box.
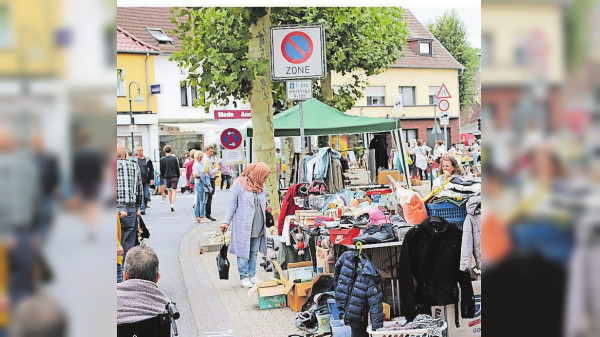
[432,280,481,337]
[316,246,335,274]
[248,262,294,310]
[286,262,315,312]
[383,302,390,320]
[377,170,405,185]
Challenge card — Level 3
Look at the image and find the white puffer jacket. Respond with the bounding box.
[460,195,482,271]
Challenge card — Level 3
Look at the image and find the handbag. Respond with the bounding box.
[266,211,275,228]
[216,237,230,280]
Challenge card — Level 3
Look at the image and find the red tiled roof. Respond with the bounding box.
[393,9,464,70]
[117,25,160,54]
[117,7,181,54]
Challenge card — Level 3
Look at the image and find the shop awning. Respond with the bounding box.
[244,99,399,137]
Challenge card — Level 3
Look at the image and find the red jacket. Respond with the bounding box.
[278,183,305,235]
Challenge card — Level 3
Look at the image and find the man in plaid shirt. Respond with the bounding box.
[117,144,143,258]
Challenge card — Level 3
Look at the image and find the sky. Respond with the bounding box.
[410,6,481,49]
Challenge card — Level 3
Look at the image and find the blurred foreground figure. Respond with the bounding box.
[10,295,67,337]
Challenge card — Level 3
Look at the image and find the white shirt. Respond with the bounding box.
[410,145,431,170]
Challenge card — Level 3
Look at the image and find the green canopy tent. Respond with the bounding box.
[243,99,411,187]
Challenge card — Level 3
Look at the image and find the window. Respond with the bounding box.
[399,86,415,106]
[429,86,440,105]
[419,41,431,56]
[180,84,188,106]
[117,136,143,152]
[402,129,418,145]
[190,86,197,105]
[366,86,385,106]
[117,69,125,97]
[146,27,173,44]
[0,5,11,48]
[482,33,493,66]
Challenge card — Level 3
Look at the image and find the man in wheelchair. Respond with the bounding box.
[117,246,179,336]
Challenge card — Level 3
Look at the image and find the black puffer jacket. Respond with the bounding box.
[399,216,475,321]
[334,251,384,330]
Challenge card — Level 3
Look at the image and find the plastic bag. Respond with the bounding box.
[392,183,427,225]
[216,243,230,280]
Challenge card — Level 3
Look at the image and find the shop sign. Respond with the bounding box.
[150,84,161,94]
[393,94,403,114]
[214,110,252,119]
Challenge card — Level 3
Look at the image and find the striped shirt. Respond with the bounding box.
[117,158,143,207]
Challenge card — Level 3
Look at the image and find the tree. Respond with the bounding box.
[428,10,479,111]
[170,7,408,215]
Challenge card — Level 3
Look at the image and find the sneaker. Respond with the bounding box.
[194,217,201,223]
[208,216,216,222]
[171,206,174,212]
[249,276,261,284]
[140,210,146,215]
[240,278,253,288]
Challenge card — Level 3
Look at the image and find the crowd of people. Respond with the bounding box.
[407,138,481,181]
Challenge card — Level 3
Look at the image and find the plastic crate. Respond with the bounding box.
[426,202,467,229]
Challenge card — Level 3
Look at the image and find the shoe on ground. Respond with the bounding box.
[140,210,146,215]
[240,278,253,288]
[194,217,201,223]
[171,206,174,212]
[192,204,195,209]
[249,276,261,284]
[208,216,216,221]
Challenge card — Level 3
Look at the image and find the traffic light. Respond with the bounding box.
[478,117,481,132]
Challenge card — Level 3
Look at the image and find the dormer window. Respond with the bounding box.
[419,41,431,56]
[146,27,173,44]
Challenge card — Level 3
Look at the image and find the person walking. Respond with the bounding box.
[220,163,272,288]
[159,145,180,212]
[116,144,143,258]
[218,158,233,190]
[132,147,154,215]
[409,139,431,181]
[186,149,197,194]
[192,151,208,223]
[201,145,218,221]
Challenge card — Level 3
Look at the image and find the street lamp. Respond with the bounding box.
[128,81,145,151]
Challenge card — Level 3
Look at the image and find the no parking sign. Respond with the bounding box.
[270,25,326,81]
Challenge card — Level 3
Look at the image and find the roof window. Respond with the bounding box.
[146,27,173,44]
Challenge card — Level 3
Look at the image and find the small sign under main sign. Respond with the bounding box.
[286,80,313,100]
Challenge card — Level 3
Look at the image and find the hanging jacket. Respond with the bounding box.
[333,251,384,330]
[277,183,305,235]
[325,158,344,193]
[460,195,482,271]
[399,216,475,322]
[313,147,341,181]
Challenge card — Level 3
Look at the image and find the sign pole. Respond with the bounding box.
[434,104,438,143]
[443,124,447,145]
[299,100,306,156]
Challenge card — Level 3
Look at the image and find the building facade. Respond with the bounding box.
[332,9,464,148]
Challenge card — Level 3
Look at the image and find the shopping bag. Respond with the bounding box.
[216,242,230,280]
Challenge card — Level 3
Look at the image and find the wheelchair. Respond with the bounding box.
[117,302,180,337]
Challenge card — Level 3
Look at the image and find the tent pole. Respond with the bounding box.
[396,128,411,188]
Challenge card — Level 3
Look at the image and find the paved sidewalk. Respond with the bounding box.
[180,216,299,337]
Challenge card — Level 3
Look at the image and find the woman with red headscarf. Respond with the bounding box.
[220,162,272,288]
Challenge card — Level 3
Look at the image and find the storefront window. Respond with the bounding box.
[117,135,142,152]
[159,134,204,158]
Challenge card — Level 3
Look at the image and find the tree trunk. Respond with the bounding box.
[321,71,333,103]
[249,8,280,219]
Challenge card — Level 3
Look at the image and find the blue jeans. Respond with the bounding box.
[119,206,137,258]
[237,236,261,280]
[140,183,151,211]
[194,183,205,218]
[117,263,123,283]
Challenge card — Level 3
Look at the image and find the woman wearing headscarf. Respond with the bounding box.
[220,162,272,288]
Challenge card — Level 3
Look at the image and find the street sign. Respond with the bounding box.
[438,99,449,112]
[393,94,403,114]
[222,149,245,164]
[436,84,451,99]
[220,128,243,150]
[286,80,313,100]
[432,122,443,134]
[150,84,161,94]
[271,25,326,80]
[439,114,449,126]
[214,110,252,119]
[129,124,138,132]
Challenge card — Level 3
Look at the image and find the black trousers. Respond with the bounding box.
[206,178,216,217]
[220,175,231,189]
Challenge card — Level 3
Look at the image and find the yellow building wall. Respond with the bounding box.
[332,67,460,118]
[482,3,564,85]
[0,0,64,76]
[116,53,157,114]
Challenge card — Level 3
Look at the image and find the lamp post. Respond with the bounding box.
[128,81,145,151]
